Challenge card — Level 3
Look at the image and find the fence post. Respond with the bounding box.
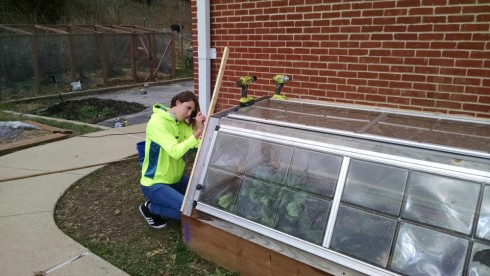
[129,33,137,81]
[148,32,155,81]
[95,33,108,85]
[30,33,41,97]
[171,33,176,77]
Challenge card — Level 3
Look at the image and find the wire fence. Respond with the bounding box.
[0,24,184,101]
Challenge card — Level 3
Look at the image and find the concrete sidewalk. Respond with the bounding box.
[0,123,147,275]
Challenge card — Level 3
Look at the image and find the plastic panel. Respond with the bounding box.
[331,205,397,267]
[403,172,480,235]
[390,223,468,276]
[342,160,408,215]
[477,185,490,240]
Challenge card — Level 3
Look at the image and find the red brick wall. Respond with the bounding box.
[191,0,490,118]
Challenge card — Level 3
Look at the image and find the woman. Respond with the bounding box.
[139,91,205,228]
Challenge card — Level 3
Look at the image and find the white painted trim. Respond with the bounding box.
[197,0,211,114]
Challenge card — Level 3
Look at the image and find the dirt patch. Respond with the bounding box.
[39,98,146,124]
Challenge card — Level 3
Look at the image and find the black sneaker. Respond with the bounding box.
[139,201,167,229]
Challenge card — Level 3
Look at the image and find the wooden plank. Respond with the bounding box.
[23,120,72,134]
[0,25,31,34]
[182,214,344,276]
[0,133,69,154]
[94,25,129,34]
[34,25,68,34]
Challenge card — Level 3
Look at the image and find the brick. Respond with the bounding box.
[387,96,411,105]
[453,77,482,86]
[411,98,435,107]
[477,14,490,22]
[465,86,490,95]
[423,16,447,23]
[451,94,478,102]
[379,73,402,80]
[391,81,413,89]
[401,90,427,97]
[372,34,394,40]
[384,25,408,32]
[405,58,429,65]
[368,80,390,87]
[427,75,453,84]
[414,83,437,91]
[395,33,418,40]
[415,66,440,74]
[422,0,447,6]
[408,42,432,49]
[418,49,442,57]
[455,59,484,68]
[397,0,422,7]
[347,78,367,85]
[470,51,490,59]
[341,26,362,33]
[473,33,490,41]
[440,67,466,76]
[394,50,416,57]
[409,8,434,15]
[385,9,408,16]
[468,69,490,77]
[338,71,357,78]
[402,74,426,82]
[373,1,396,9]
[373,17,396,25]
[391,65,414,73]
[435,101,462,109]
[352,18,373,25]
[397,16,422,24]
[442,50,469,59]
[457,42,486,50]
[431,42,457,49]
[445,33,472,40]
[479,96,490,104]
[362,10,384,17]
[433,24,461,32]
[435,6,461,14]
[461,24,489,32]
[370,49,391,56]
[427,92,451,99]
[438,84,465,93]
[448,15,475,23]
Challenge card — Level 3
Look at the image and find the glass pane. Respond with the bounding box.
[342,160,408,215]
[274,190,331,245]
[245,140,293,185]
[403,172,480,234]
[199,168,242,212]
[208,133,252,174]
[234,177,282,227]
[380,114,438,129]
[469,242,490,276]
[367,123,428,142]
[437,120,490,137]
[286,149,342,198]
[476,185,490,240]
[330,205,397,267]
[391,223,468,276]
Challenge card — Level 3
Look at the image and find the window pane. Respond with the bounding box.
[391,223,468,276]
[274,189,331,245]
[476,185,490,240]
[330,205,397,267]
[403,172,480,234]
[469,242,490,276]
[208,133,252,174]
[286,149,342,198]
[199,168,242,212]
[234,177,282,227]
[245,140,293,185]
[342,160,408,215]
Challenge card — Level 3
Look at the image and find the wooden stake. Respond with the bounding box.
[181,47,230,213]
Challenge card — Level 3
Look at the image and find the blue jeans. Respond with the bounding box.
[140,175,189,221]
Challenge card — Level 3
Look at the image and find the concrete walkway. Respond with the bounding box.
[0,79,194,275]
[0,123,147,275]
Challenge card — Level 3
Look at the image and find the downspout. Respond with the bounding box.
[197,0,211,114]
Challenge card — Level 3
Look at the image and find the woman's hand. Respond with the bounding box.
[193,112,206,138]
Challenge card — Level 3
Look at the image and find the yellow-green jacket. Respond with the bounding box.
[140,104,199,186]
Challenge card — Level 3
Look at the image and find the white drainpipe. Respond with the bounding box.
[197,0,212,115]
